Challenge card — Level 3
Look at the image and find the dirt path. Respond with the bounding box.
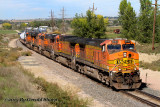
[8,38,18,48]
[15,30,20,33]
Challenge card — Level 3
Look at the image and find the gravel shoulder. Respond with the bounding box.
[11,39,158,107]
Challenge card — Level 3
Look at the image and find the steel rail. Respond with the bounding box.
[121,91,160,107]
[135,90,160,102]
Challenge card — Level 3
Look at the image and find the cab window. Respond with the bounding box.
[122,44,134,50]
[107,44,121,50]
[41,36,44,40]
[102,45,105,52]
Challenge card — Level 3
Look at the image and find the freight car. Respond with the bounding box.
[20,29,142,90]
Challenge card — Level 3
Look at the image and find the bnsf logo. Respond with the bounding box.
[114,58,133,64]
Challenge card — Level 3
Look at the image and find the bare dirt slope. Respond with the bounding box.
[139,53,160,63]
[140,68,160,91]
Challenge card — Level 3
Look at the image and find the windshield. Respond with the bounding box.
[122,44,134,50]
[107,44,121,50]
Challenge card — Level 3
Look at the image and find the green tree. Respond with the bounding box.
[96,15,106,38]
[119,0,128,25]
[71,10,106,38]
[137,0,153,43]
[71,14,87,38]
[28,21,51,27]
[118,0,138,40]
[2,23,12,30]
[20,23,27,30]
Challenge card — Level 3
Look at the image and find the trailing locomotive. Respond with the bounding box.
[20,28,142,90]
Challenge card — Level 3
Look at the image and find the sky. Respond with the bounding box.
[0,0,156,20]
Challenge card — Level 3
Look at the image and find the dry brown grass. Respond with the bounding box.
[21,50,32,56]
[0,66,49,107]
[140,60,160,72]
[0,33,49,107]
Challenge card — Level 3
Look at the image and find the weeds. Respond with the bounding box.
[136,43,160,54]
[34,77,89,107]
[0,66,49,107]
[140,60,160,71]
[0,30,17,34]
[0,48,20,67]
[21,51,32,56]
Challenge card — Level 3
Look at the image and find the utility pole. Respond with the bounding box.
[152,0,160,50]
[89,3,97,13]
[50,9,55,32]
[60,7,66,34]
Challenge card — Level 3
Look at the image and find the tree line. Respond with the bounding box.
[119,0,160,43]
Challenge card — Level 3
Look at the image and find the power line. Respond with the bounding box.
[89,3,97,13]
[59,7,66,34]
[50,9,55,32]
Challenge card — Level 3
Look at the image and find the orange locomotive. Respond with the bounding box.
[54,36,141,89]
[22,32,141,89]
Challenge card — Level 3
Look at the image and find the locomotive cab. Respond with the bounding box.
[101,39,141,89]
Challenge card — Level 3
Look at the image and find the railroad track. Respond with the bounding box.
[121,90,160,107]
[17,39,160,107]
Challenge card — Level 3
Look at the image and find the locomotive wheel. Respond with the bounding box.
[77,65,81,73]
[80,66,84,74]
[56,57,59,62]
[99,73,105,83]
[50,51,55,60]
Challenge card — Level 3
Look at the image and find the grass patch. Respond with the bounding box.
[21,51,32,56]
[140,60,160,71]
[0,48,21,67]
[106,26,122,33]
[0,30,17,34]
[34,77,89,107]
[0,67,47,107]
[106,33,122,39]
[104,26,123,39]
[136,43,160,54]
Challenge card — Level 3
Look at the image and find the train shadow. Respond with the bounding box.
[138,82,147,90]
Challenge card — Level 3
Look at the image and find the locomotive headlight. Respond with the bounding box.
[118,68,122,71]
[134,67,137,71]
[123,52,127,57]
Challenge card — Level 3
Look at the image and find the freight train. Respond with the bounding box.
[20,28,142,90]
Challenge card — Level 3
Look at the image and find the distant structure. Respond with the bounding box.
[60,7,66,34]
[50,9,55,32]
[89,3,97,13]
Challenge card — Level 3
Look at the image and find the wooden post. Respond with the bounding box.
[152,0,158,50]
